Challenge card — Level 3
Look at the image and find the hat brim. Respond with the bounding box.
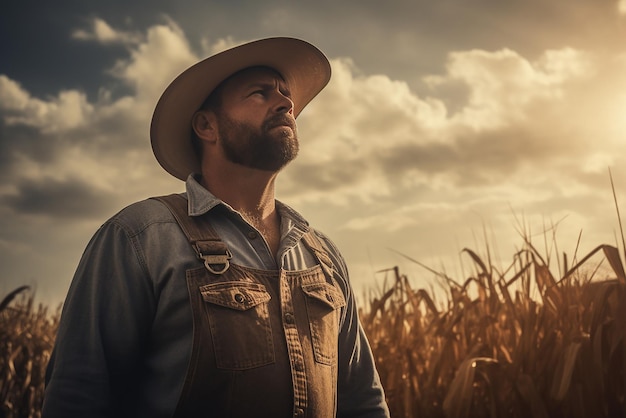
[150,37,331,181]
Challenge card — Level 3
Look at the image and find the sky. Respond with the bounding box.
[2,0,626,306]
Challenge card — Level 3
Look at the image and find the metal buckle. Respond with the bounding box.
[200,250,233,274]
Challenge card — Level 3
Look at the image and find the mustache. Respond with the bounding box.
[263,114,296,130]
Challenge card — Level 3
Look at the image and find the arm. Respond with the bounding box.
[316,233,390,418]
[43,219,156,418]
[336,279,390,418]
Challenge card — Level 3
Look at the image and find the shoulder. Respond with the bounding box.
[276,200,344,262]
[310,228,342,259]
[308,227,350,280]
[105,195,181,237]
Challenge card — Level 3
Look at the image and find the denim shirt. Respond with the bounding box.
[43,175,389,418]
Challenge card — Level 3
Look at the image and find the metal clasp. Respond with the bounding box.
[200,251,233,274]
[194,240,233,275]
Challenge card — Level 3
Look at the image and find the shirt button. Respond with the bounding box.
[294,361,304,372]
[284,313,295,324]
[295,408,305,416]
[247,231,258,239]
[234,293,245,303]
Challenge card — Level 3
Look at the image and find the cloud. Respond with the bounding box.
[0,76,30,110]
[0,176,117,219]
[284,45,616,208]
[109,19,198,102]
[342,200,463,232]
[0,18,200,216]
[426,47,592,129]
[0,76,94,134]
[201,36,242,56]
[72,18,141,45]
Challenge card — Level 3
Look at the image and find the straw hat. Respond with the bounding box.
[150,37,331,180]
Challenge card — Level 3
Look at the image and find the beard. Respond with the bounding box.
[217,112,299,172]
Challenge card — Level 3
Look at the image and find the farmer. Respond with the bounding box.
[43,37,389,418]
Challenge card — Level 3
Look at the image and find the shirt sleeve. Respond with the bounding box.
[42,219,156,418]
[315,232,391,418]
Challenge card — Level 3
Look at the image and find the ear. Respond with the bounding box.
[192,110,218,143]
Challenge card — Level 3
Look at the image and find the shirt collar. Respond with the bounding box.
[185,174,223,216]
[184,174,310,232]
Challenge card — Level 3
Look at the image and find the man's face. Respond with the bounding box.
[213,67,299,172]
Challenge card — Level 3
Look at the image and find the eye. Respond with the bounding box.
[250,89,266,97]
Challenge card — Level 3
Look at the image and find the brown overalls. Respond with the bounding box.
[155,194,346,418]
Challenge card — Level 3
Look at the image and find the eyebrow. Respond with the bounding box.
[246,81,292,97]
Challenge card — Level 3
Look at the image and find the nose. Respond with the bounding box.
[274,91,294,115]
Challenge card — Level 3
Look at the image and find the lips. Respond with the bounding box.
[265,115,296,131]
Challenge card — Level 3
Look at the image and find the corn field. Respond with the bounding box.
[0,287,60,418]
[1,241,626,417]
[361,242,626,417]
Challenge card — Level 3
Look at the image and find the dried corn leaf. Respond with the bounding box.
[443,357,477,418]
[550,340,582,401]
[602,245,626,283]
[462,248,489,277]
[0,286,30,313]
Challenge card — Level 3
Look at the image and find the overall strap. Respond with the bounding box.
[152,194,232,274]
[301,229,336,282]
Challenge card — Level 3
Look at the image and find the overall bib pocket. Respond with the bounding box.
[302,282,346,365]
[200,281,275,370]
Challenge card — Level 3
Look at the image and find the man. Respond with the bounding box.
[43,37,389,418]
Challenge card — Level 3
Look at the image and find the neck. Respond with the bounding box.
[200,162,278,220]
[200,163,282,258]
